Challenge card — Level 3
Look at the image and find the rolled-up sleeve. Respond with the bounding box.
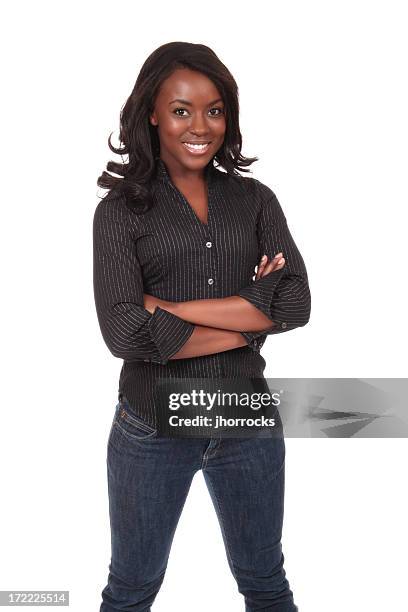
[93,195,195,365]
[238,186,311,350]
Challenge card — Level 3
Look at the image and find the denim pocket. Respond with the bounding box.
[114,402,157,441]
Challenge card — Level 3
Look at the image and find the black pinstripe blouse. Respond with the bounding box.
[93,157,311,427]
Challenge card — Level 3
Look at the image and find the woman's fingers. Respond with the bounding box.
[256,255,268,280]
[257,253,285,278]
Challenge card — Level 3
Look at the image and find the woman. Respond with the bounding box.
[93,41,310,612]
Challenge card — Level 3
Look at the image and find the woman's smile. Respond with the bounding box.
[182,141,212,155]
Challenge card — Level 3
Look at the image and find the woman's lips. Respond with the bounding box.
[182,142,211,155]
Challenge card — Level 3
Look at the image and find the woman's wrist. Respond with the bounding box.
[159,300,178,315]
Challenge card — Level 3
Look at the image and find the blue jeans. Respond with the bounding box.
[100,396,298,611]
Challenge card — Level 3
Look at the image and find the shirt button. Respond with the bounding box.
[206,241,212,248]
[281,322,287,329]
[208,278,214,285]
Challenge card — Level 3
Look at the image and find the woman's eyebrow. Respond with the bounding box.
[168,97,223,106]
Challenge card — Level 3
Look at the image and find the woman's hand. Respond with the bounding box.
[144,294,172,315]
[255,252,285,280]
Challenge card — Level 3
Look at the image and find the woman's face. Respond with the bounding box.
[149,67,226,174]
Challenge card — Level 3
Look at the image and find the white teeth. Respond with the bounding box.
[183,142,210,150]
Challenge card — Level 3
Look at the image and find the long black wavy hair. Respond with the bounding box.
[97,41,258,214]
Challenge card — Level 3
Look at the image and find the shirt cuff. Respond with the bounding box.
[146,306,195,365]
[240,331,267,352]
[237,269,286,328]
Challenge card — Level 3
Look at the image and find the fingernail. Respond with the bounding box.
[275,252,283,259]
[261,255,267,261]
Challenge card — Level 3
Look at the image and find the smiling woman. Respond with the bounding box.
[96,42,259,214]
[151,72,226,162]
[94,40,307,612]
[156,85,225,163]
[148,67,227,223]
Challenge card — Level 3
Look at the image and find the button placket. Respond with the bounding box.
[204,190,222,378]
[203,226,217,291]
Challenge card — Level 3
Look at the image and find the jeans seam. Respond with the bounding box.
[201,439,220,469]
[204,472,239,582]
[114,420,157,442]
[201,447,210,470]
[119,401,156,434]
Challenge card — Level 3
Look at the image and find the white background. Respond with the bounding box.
[1,1,407,610]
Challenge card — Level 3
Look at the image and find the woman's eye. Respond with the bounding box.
[173,107,224,117]
[209,107,224,116]
[174,108,189,117]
